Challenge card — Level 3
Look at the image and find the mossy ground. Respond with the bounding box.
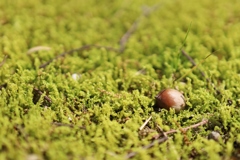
[1,0,240,159]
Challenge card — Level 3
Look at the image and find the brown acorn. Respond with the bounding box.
[155,89,186,112]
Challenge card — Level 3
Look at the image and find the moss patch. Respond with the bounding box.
[1,0,240,159]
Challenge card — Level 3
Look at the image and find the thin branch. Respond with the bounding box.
[0,55,7,68]
[14,125,29,142]
[126,125,167,159]
[98,88,122,98]
[156,124,168,138]
[119,4,161,52]
[181,50,222,95]
[126,119,208,159]
[39,45,118,68]
[33,88,52,104]
[139,116,152,131]
[142,124,168,149]
[126,136,167,159]
[52,122,86,130]
[143,136,168,149]
[181,50,207,78]
[119,19,139,53]
[175,52,212,83]
[153,119,208,140]
[0,83,7,90]
[181,50,196,66]
[167,119,208,134]
[27,46,52,54]
[38,4,162,68]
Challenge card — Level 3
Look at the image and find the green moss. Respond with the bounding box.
[1,0,240,159]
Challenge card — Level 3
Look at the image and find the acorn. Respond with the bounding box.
[155,89,186,112]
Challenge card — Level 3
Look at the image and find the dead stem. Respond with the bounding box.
[52,122,86,130]
[126,125,168,159]
[181,50,222,95]
[118,19,138,53]
[0,55,7,68]
[27,46,52,54]
[14,125,29,142]
[98,88,122,98]
[126,119,208,159]
[181,50,207,78]
[39,4,161,68]
[175,52,212,83]
[33,88,52,104]
[139,116,152,131]
[0,83,7,90]
[119,4,161,52]
[39,45,118,68]
[153,119,208,139]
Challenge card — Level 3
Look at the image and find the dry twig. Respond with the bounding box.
[27,46,52,54]
[0,83,7,90]
[39,45,118,68]
[175,52,212,83]
[181,50,207,78]
[32,88,52,104]
[153,119,208,140]
[139,116,152,131]
[126,119,208,159]
[39,4,161,68]
[126,124,167,159]
[52,122,86,130]
[119,4,161,52]
[181,50,222,95]
[0,55,7,68]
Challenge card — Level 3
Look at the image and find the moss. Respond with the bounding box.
[1,0,240,159]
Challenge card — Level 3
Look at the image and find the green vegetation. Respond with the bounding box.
[1,0,240,159]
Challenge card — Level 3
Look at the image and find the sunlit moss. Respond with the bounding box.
[1,0,240,159]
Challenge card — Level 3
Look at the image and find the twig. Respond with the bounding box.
[175,52,212,83]
[27,46,52,54]
[39,4,162,68]
[181,50,207,78]
[167,119,208,134]
[126,119,208,159]
[14,125,29,142]
[119,4,161,52]
[139,116,152,131]
[33,88,52,104]
[52,122,86,130]
[0,55,7,68]
[0,83,7,90]
[142,124,168,149]
[119,19,139,53]
[153,119,208,139]
[39,45,118,68]
[126,137,167,159]
[181,50,222,95]
[98,88,123,98]
[126,125,167,159]
[156,124,168,138]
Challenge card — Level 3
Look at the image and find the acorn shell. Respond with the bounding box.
[155,89,186,112]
